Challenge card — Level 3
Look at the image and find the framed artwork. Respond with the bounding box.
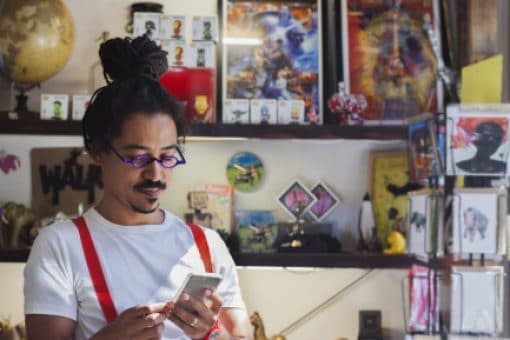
[235,210,278,252]
[220,0,323,124]
[407,189,443,257]
[341,0,442,124]
[407,114,442,182]
[446,104,510,176]
[450,266,504,335]
[452,188,507,256]
[308,181,340,221]
[370,152,410,247]
[276,179,316,220]
[226,151,265,192]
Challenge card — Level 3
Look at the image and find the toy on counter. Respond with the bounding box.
[327,82,367,125]
[384,228,406,254]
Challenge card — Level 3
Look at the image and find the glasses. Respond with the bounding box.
[107,143,186,169]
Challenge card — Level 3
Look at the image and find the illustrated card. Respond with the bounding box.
[188,41,215,68]
[192,16,218,41]
[40,94,69,120]
[133,12,160,40]
[72,95,91,121]
[446,104,510,176]
[450,266,503,335]
[277,100,305,124]
[161,40,187,67]
[250,99,277,124]
[223,99,250,124]
[452,189,504,255]
[276,179,317,220]
[160,15,185,40]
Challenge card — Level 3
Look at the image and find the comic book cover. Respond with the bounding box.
[342,0,441,124]
[205,184,234,233]
[223,1,322,124]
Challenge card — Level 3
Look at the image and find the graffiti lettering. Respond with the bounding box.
[39,150,103,205]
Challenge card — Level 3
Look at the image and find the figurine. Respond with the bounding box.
[327,82,367,125]
[250,312,286,340]
[0,202,36,249]
[383,224,406,254]
[0,318,26,340]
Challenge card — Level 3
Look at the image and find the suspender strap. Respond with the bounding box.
[187,223,214,273]
[73,217,213,325]
[73,217,118,324]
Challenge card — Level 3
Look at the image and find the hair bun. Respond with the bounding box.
[99,36,168,82]
[99,37,140,82]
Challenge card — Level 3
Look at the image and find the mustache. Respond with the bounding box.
[134,180,166,191]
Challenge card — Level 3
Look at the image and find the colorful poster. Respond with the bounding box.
[342,0,441,123]
[223,1,322,123]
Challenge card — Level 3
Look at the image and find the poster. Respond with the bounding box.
[223,1,322,123]
[342,0,441,124]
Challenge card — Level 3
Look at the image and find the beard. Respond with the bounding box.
[129,199,160,214]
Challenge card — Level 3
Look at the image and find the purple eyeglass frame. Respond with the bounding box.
[107,143,186,169]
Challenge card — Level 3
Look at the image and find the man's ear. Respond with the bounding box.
[89,143,105,164]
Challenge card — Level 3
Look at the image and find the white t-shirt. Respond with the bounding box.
[24,208,246,340]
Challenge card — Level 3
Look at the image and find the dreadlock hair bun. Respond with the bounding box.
[82,35,187,154]
[99,36,168,82]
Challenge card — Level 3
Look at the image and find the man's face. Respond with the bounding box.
[100,113,179,214]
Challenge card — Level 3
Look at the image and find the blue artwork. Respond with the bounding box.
[224,1,321,122]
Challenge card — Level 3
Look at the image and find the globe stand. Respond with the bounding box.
[15,91,28,113]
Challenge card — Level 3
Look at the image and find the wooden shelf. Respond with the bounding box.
[0,249,457,269]
[0,117,407,140]
[0,249,31,262]
[232,252,453,269]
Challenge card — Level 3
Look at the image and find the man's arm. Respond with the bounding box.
[26,314,76,340]
[219,307,253,339]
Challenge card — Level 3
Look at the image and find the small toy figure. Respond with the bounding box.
[145,20,156,39]
[384,229,406,254]
[327,82,367,125]
[203,21,212,40]
[196,48,206,67]
[52,100,63,119]
[173,19,182,39]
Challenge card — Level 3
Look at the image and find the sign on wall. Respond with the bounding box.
[31,147,103,216]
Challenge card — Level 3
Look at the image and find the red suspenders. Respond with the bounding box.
[72,216,213,324]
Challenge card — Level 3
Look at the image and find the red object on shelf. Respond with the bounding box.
[160,67,216,123]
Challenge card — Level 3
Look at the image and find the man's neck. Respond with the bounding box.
[95,200,163,226]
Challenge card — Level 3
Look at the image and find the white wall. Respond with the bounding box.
[0,1,410,339]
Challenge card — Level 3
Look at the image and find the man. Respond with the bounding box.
[24,36,252,340]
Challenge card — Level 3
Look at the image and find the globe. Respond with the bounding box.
[0,0,75,85]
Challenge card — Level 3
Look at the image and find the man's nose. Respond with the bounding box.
[142,159,166,181]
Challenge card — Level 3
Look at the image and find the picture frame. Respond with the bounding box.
[407,189,444,257]
[276,179,317,220]
[407,114,442,182]
[308,181,340,221]
[220,0,323,124]
[340,0,443,124]
[452,188,507,256]
[450,266,504,336]
[370,152,410,247]
[446,104,510,176]
[234,210,278,253]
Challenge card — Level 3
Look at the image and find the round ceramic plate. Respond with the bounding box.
[226,152,264,192]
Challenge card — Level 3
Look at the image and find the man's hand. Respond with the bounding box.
[91,301,173,340]
[167,289,223,339]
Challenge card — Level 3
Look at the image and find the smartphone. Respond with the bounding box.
[174,272,222,313]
